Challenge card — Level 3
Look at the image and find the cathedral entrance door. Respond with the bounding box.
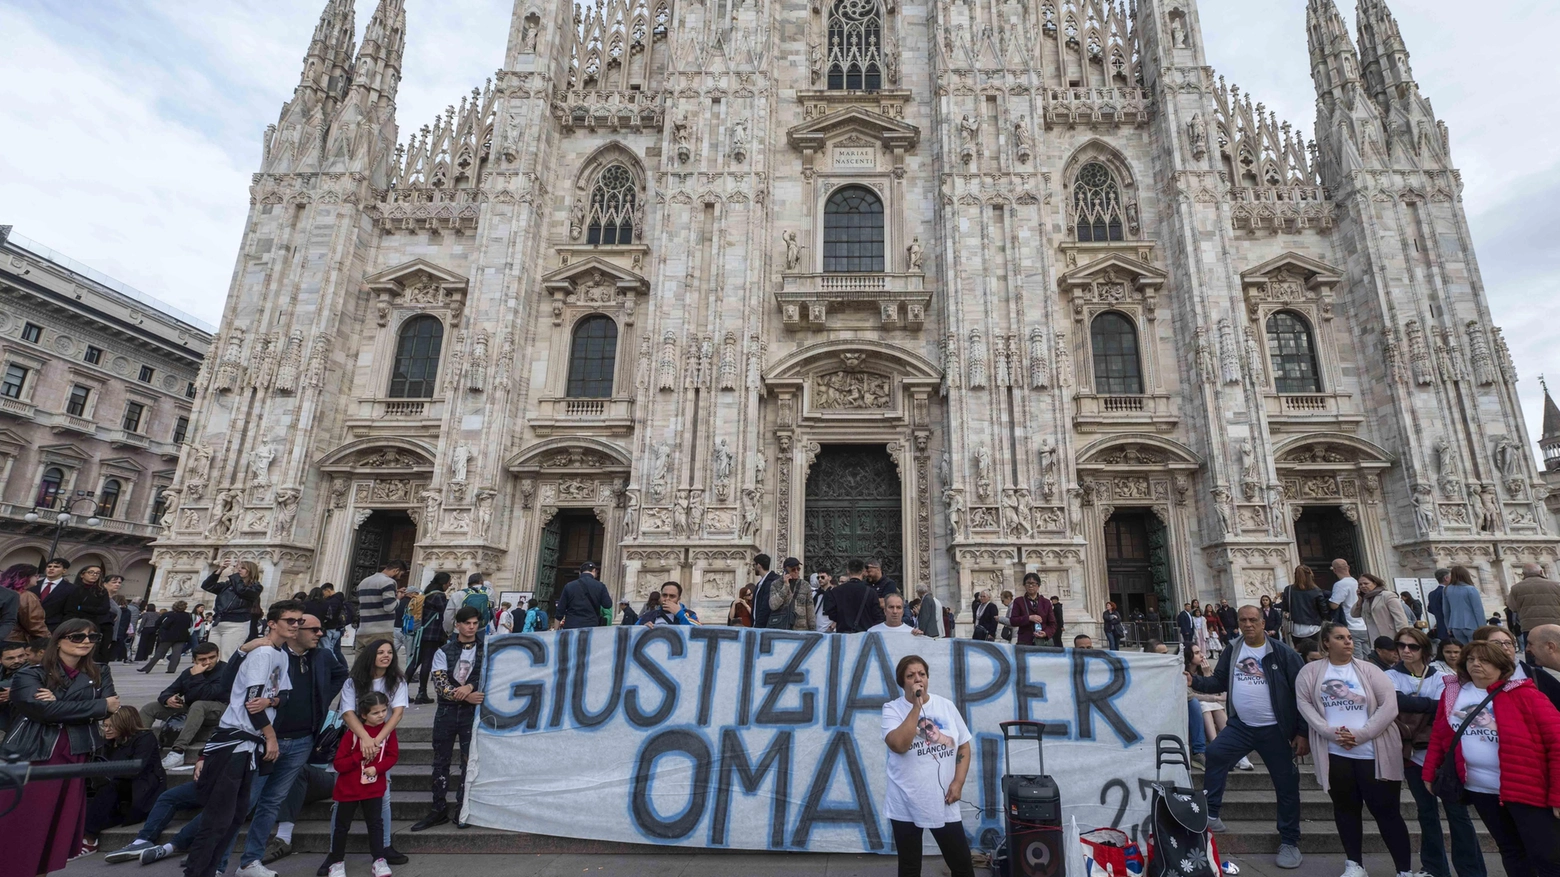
[536,510,604,607]
[804,445,903,581]
[1294,507,1360,590]
[348,510,416,598]
[1105,511,1154,617]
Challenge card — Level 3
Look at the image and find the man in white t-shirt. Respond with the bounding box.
[182,600,299,877]
[1187,605,1307,870]
[870,593,926,638]
[881,655,976,877]
[1328,559,1368,658]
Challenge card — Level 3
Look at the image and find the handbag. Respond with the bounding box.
[1431,687,1498,802]
[308,709,345,766]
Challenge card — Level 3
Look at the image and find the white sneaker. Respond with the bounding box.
[236,861,277,877]
[160,750,185,771]
[371,858,392,877]
[1236,756,1255,771]
[1340,861,1368,877]
[328,863,346,877]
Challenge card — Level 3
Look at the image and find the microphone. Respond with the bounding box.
[914,687,925,703]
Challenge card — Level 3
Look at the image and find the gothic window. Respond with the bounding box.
[36,467,63,509]
[388,315,444,399]
[98,479,121,518]
[566,315,619,398]
[1090,311,1143,395]
[586,165,636,245]
[1074,162,1125,242]
[827,0,884,91]
[1266,310,1322,394]
[823,186,885,273]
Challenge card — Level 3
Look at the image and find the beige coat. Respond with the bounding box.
[1295,658,1404,790]
[1352,587,1410,645]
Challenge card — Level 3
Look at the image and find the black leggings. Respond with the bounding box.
[890,819,975,877]
[1328,755,1411,871]
[328,797,386,864]
[412,640,442,697]
[1469,792,1560,877]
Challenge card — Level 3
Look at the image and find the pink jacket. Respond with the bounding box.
[1295,658,1404,790]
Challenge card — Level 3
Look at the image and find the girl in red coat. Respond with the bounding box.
[325,691,400,877]
[1423,640,1560,877]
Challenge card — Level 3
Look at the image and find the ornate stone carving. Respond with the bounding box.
[1412,483,1436,535]
[1465,322,1496,386]
[207,490,240,539]
[449,443,473,484]
[248,444,275,487]
[1405,320,1434,386]
[519,479,535,509]
[1433,438,1462,499]
[1193,327,1216,385]
[718,332,738,390]
[814,371,892,409]
[941,333,960,397]
[1027,329,1050,389]
[213,328,244,392]
[274,330,304,393]
[467,331,489,392]
[1217,318,1241,385]
[657,331,678,391]
[1491,327,1517,382]
[357,448,424,468]
[967,330,988,389]
[712,438,734,501]
[745,335,765,390]
[649,440,671,502]
[272,488,300,539]
[1054,330,1072,387]
[974,444,993,500]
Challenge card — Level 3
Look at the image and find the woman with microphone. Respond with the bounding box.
[882,655,975,877]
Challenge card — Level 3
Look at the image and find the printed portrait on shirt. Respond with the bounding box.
[914,715,956,754]
[1452,703,1498,738]
[1235,657,1264,680]
[1319,678,1368,709]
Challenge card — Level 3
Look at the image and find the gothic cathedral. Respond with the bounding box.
[150,0,1557,630]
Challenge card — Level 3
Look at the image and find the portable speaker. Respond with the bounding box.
[1001,721,1064,877]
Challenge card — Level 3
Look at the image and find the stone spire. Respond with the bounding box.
[298,0,356,101]
[1356,0,1414,101]
[1542,377,1560,473]
[351,0,406,111]
[1306,0,1360,106]
[1355,0,1450,169]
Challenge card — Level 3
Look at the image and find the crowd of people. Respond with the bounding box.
[4,550,1560,877]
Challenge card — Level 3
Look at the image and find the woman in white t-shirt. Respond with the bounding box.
[339,640,410,855]
[881,655,975,877]
[1296,622,1412,877]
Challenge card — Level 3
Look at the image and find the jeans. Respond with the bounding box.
[1327,755,1411,871]
[1469,792,1560,877]
[1405,760,1486,877]
[1106,630,1121,650]
[237,735,315,867]
[890,819,976,877]
[138,782,202,845]
[1187,699,1207,755]
[323,629,345,665]
[431,702,474,812]
[1203,718,1301,845]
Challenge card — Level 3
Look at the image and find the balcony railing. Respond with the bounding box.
[1042,87,1151,126]
[347,397,445,425]
[531,396,634,436]
[383,400,426,418]
[1261,392,1362,432]
[51,413,98,435]
[776,272,930,329]
[1073,393,1177,432]
[109,429,150,449]
[0,396,36,418]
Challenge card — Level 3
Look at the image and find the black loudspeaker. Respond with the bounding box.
[1001,721,1063,877]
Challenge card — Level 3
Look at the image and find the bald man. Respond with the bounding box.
[1509,564,1560,633]
[1524,624,1560,711]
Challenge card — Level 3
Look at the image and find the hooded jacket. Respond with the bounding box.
[1424,675,1560,808]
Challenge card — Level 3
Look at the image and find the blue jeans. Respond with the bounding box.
[169,736,313,869]
[237,735,315,867]
[1187,699,1207,755]
[1203,718,1302,846]
[1406,761,1486,877]
[136,782,202,844]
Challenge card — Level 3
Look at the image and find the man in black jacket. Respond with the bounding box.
[750,554,780,629]
[30,557,76,631]
[138,641,228,770]
[412,607,487,832]
[556,562,611,629]
[828,560,884,633]
[0,640,27,734]
[1176,603,1195,645]
[864,560,899,602]
[1187,605,1306,869]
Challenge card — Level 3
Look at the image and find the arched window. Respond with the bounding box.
[1090,312,1143,395]
[586,165,637,245]
[387,316,444,399]
[827,0,884,91]
[566,316,619,398]
[823,186,885,273]
[36,467,63,509]
[1266,310,1322,394]
[1074,162,1125,242]
[98,479,121,518]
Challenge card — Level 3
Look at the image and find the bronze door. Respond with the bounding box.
[347,510,416,596]
[804,445,903,581]
[1105,511,1153,616]
[1295,507,1359,590]
[541,511,605,605]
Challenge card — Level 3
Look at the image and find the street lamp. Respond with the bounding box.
[25,494,103,561]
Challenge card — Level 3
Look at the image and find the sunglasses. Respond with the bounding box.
[63,632,103,644]
[1396,642,1423,651]
[274,617,303,626]
[298,626,322,634]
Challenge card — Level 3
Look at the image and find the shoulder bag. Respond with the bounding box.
[1431,687,1498,803]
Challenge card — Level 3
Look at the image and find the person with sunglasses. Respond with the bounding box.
[0,619,121,877]
[1387,627,1486,877]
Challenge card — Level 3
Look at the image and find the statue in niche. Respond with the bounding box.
[248,444,275,487]
[1187,113,1208,159]
[782,230,803,271]
[713,439,735,488]
[1169,12,1188,48]
[906,237,924,271]
[449,443,473,483]
[958,114,979,148]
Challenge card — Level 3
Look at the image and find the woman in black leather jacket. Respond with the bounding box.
[0,619,120,876]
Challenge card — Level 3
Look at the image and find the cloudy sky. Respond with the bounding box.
[1,0,1554,448]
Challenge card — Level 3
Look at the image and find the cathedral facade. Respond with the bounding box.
[149,0,1557,630]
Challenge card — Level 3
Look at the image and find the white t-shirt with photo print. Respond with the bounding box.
[881,693,972,828]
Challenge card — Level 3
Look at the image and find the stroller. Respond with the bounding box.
[1145,735,1223,877]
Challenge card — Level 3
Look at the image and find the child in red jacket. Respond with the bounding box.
[326,691,400,877]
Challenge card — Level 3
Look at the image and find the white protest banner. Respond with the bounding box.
[465,626,1185,854]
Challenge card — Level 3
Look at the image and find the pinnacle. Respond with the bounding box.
[1542,376,1560,442]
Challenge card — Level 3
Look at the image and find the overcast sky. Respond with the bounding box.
[1,0,1554,449]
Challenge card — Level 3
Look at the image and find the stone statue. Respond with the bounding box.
[1012,116,1032,150]
[938,450,951,488]
[248,444,275,486]
[782,230,803,271]
[450,443,473,483]
[623,491,641,540]
[207,490,240,540]
[521,20,539,52]
[650,440,672,501]
[943,486,965,538]
[1411,486,1435,536]
[272,488,300,538]
[420,490,442,537]
[688,490,706,538]
[1210,487,1233,536]
[672,491,691,537]
[1238,439,1257,485]
[156,489,180,533]
[713,438,734,492]
[739,487,760,539]
[906,236,924,271]
[1478,484,1501,532]
[1038,440,1058,500]
[1492,435,1519,481]
[1187,113,1208,159]
[959,114,979,146]
[975,445,993,500]
[474,489,496,538]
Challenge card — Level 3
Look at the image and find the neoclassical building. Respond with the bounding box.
[150,0,1557,629]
